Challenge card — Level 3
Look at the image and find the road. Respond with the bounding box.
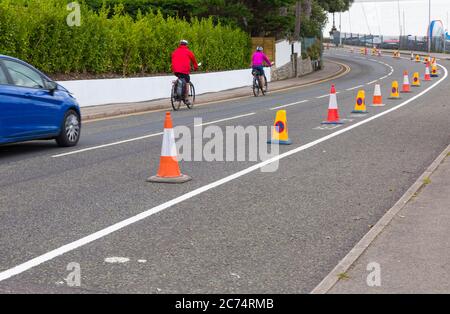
[0,49,449,293]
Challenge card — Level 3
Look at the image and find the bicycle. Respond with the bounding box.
[171,78,196,111]
[171,63,201,111]
[252,69,267,97]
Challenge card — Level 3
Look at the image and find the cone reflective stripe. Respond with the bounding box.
[389,81,401,99]
[322,85,343,124]
[352,90,368,114]
[147,112,191,183]
[371,84,385,107]
[424,62,431,81]
[401,71,411,93]
[412,72,421,87]
[268,110,292,145]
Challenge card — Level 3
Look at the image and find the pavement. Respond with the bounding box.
[0,48,449,293]
[328,146,450,294]
[81,60,347,121]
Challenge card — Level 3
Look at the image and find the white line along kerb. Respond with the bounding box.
[0,64,447,283]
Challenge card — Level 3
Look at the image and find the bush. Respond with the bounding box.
[0,0,251,77]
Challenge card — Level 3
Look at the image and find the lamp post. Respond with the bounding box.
[428,0,431,54]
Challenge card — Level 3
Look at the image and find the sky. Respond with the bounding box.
[324,0,450,37]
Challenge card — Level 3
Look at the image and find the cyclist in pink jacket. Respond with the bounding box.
[252,46,272,89]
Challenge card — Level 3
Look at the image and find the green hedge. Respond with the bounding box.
[0,0,251,76]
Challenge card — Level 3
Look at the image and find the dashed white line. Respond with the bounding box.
[270,100,309,110]
[366,80,378,85]
[52,133,164,158]
[346,85,364,91]
[53,113,256,158]
[316,94,330,99]
[2,64,446,284]
[194,112,256,127]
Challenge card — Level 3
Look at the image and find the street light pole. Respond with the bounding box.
[428,0,431,54]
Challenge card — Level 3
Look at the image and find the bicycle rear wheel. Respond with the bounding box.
[252,77,260,97]
[171,84,182,111]
[259,76,266,96]
[185,83,195,109]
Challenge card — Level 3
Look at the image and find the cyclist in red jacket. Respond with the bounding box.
[171,40,198,105]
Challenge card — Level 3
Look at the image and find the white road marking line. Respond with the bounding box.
[52,133,164,158]
[0,64,446,283]
[316,94,329,99]
[379,75,388,80]
[269,100,309,110]
[194,112,256,127]
[366,80,378,85]
[53,113,256,158]
[346,85,364,91]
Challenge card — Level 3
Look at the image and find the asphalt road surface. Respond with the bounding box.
[0,49,449,293]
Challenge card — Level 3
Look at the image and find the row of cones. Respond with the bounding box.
[148,60,439,184]
[323,62,437,124]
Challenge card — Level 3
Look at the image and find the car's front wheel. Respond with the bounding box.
[56,110,81,147]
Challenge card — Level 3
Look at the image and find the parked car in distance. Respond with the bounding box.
[0,55,81,147]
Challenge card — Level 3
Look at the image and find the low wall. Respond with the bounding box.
[58,68,271,108]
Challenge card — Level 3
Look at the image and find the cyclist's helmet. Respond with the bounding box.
[180,39,189,46]
[256,46,264,51]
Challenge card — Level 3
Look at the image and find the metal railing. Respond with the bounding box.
[327,32,449,54]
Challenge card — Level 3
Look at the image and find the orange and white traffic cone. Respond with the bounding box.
[147,112,191,183]
[400,71,412,93]
[370,84,385,107]
[389,81,401,99]
[412,72,421,87]
[322,85,343,124]
[424,62,431,81]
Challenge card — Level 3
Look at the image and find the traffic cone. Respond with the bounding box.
[424,62,431,81]
[377,48,382,57]
[268,110,292,145]
[431,62,439,77]
[322,85,343,124]
[370,84,385,107]
[415,55,421,62]
[389,81,401,99]
[147,112,191,183]
[412,72,421,87]
[352,90,368,114]
[423,56,430,64]
[410,52,414,60]
[400,71,411,93]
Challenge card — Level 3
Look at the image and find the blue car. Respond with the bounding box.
[0,55,81,147]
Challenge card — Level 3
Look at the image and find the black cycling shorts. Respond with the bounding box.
[174,73,190,83]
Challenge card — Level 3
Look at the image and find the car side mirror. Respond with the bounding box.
[46,80,58,95]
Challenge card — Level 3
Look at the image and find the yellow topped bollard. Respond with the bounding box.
[412,72,421,87]
[268,110,292,145]
[352,90,368,114]
[389,81,401,99]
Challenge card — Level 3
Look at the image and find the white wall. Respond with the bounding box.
[275,40,301,68]
[57,68,271,108]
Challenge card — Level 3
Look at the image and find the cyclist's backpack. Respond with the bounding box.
[176,78,185,98]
